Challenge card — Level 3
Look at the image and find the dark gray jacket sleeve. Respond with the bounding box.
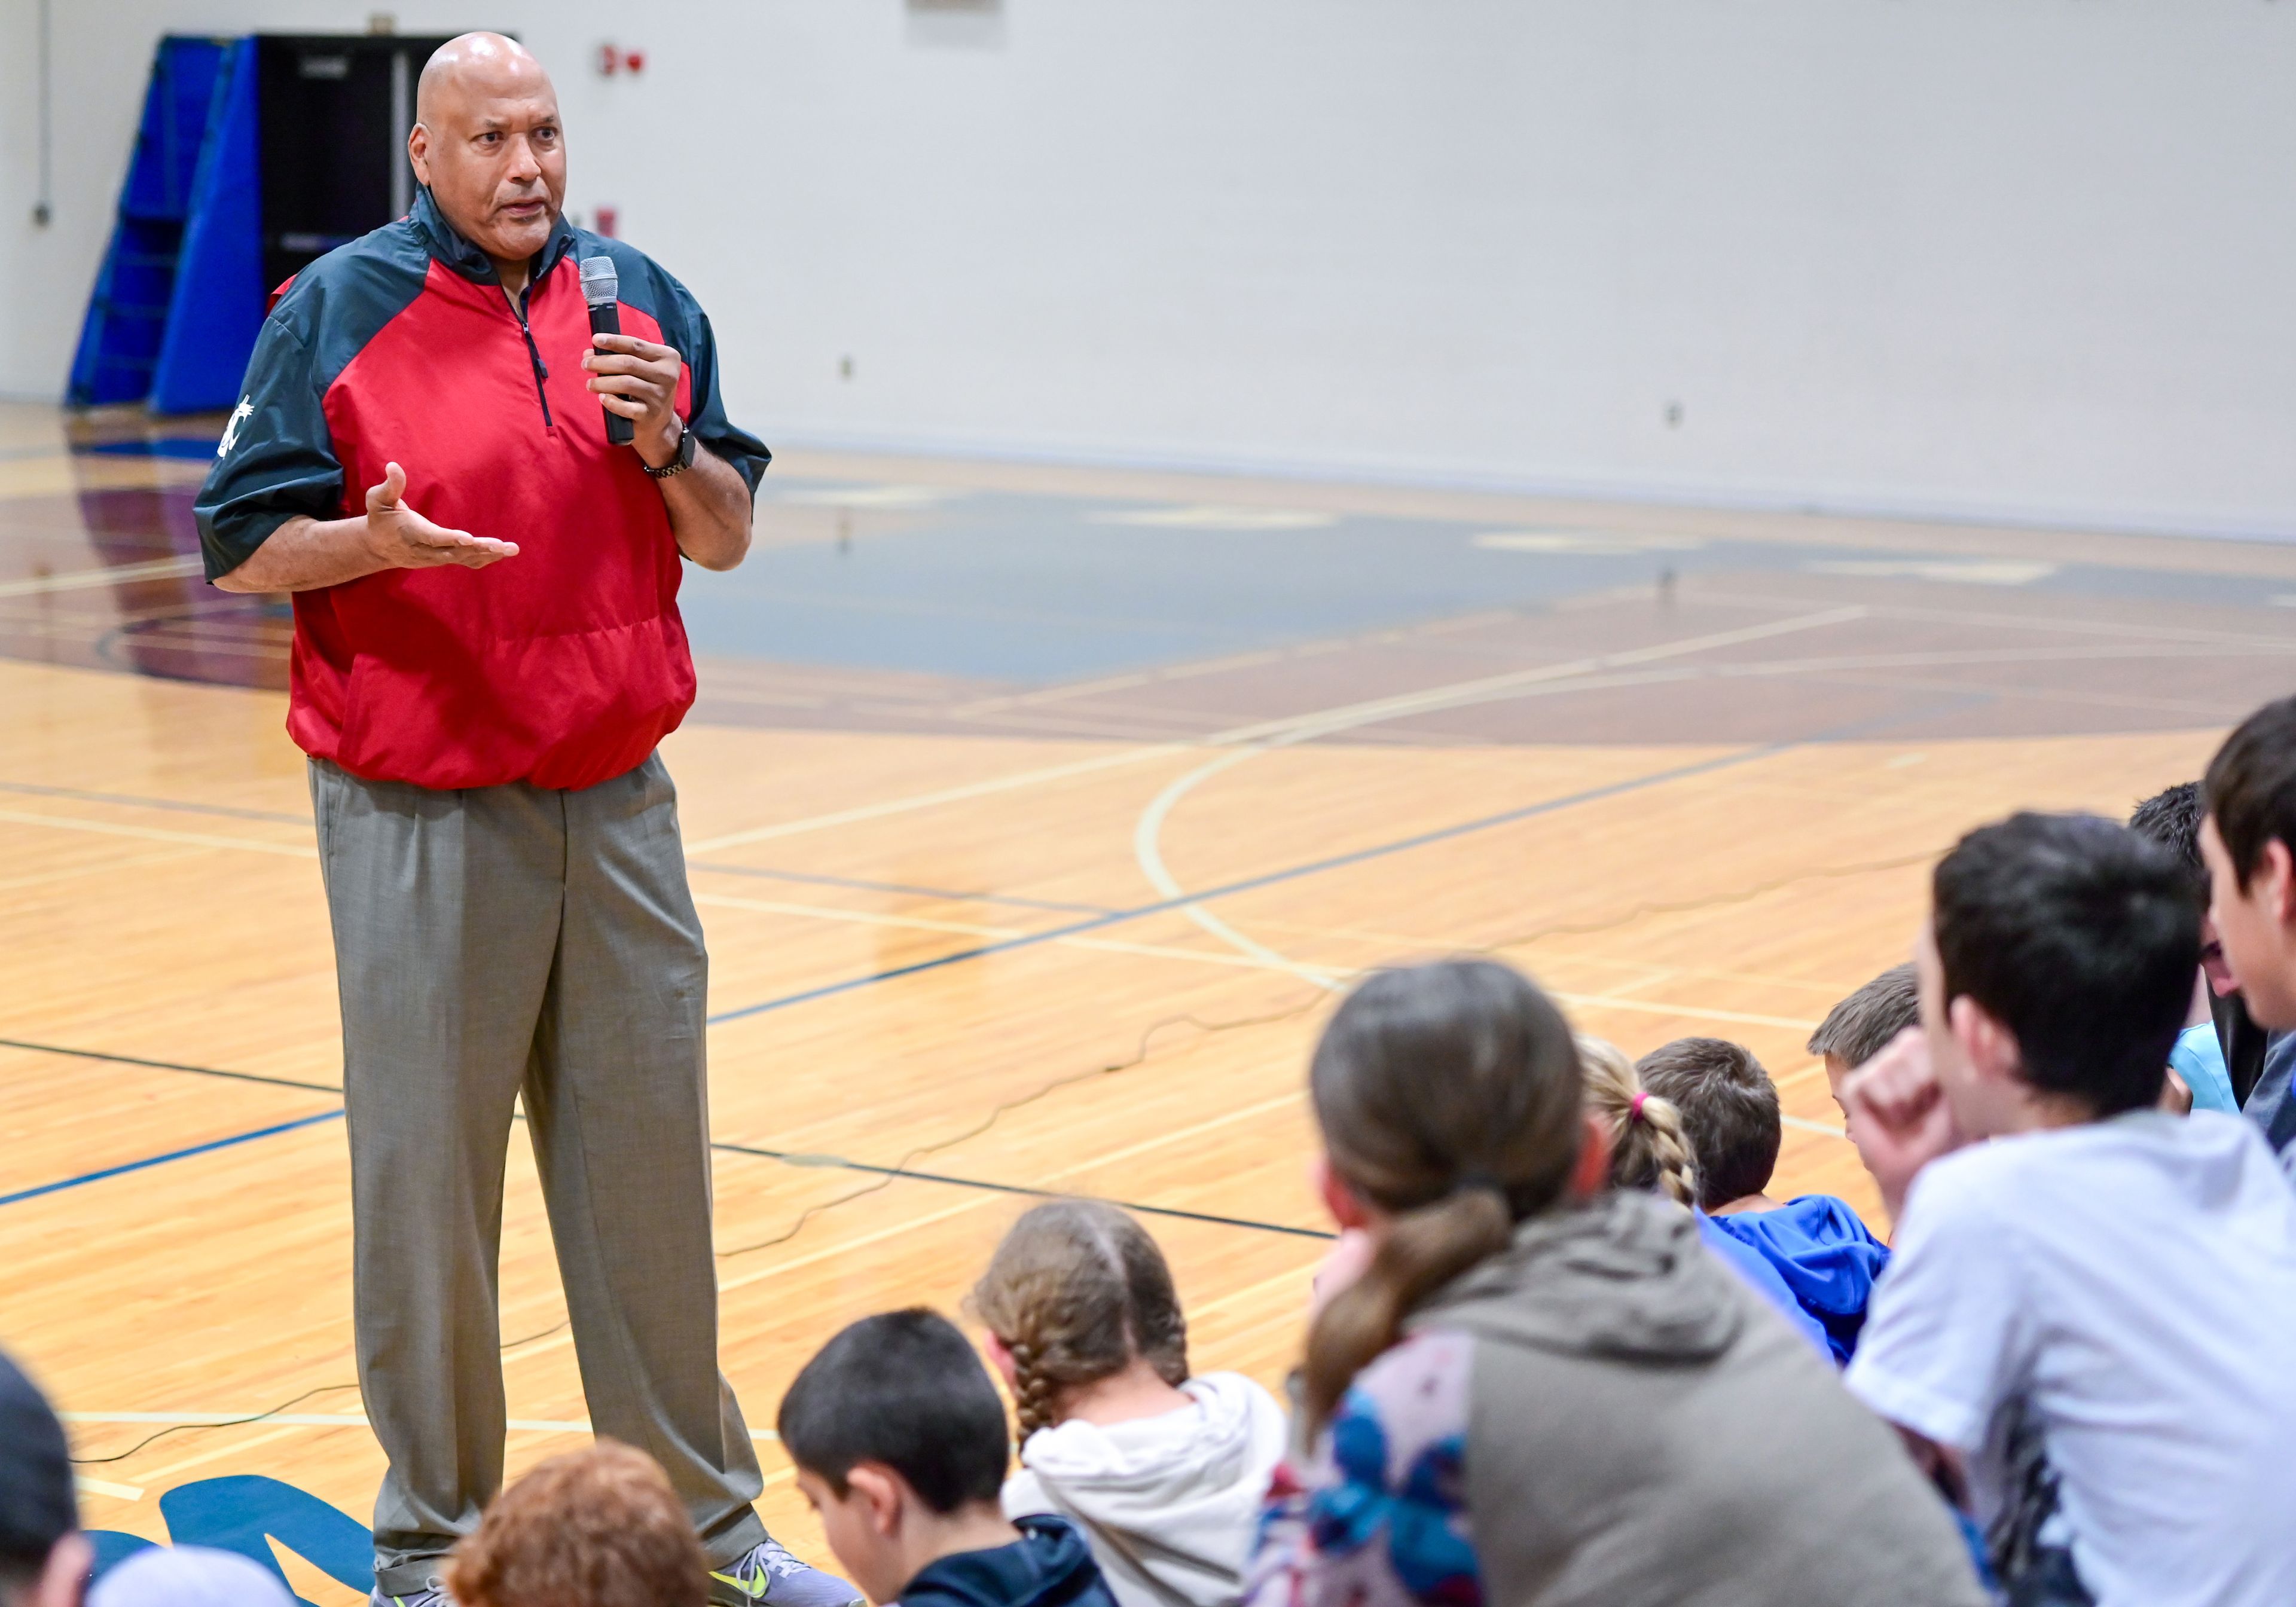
[667,278,772,496]
[191,310,346,582]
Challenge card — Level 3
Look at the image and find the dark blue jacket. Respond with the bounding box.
[899,1516,1116,1607]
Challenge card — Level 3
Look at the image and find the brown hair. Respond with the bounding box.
[1806,963,1919,1071]
[445,1441,707,1607]
[1303,960,1584,1429]
[969,1199,1189,1443]
[1635,1037,1779,1211]
[1577,1035,1699,1208]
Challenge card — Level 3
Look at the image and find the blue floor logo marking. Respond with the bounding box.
[90,1475,374,1604]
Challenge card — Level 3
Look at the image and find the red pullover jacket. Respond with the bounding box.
[194,190,770,791]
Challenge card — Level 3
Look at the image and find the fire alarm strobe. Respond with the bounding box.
[595,43,646,76]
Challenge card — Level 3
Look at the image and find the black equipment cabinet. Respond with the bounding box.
[256,33,462,291]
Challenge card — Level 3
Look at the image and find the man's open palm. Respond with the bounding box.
[366,461,519,569]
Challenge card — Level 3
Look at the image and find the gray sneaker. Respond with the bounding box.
[370,1579,452,1607]
[709,1537,862,1607]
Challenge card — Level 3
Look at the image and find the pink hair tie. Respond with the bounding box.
[1629,1091,1649,1125]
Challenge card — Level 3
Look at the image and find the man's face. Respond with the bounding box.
[2202,816,2296,1029]
[408,57,565,269]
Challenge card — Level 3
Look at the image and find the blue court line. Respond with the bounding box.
[686,860,1118,916]
[0,1109,344,1208]
[706,696,1987,1029]
[707,742,1790,1025]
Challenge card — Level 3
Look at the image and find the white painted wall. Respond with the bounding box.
[4,1,2292,536]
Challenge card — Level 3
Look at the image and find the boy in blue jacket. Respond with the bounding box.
[1638,1037,1889,1365]
[781,1309,1118,1607]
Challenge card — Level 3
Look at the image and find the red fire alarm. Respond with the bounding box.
[594,206,619,239]
[595,42,645,76]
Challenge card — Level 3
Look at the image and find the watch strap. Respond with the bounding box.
[643,421,693,479]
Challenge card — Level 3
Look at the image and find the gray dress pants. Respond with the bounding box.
[311,753,767,1594]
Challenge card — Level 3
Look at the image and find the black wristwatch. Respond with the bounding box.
[643,420,695,479]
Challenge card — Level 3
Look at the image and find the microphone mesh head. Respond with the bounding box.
[578,255,619,307]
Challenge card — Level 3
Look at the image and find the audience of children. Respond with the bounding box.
[967,1201,1284,1607]
[1245,960,1986,1606]
[1842,810,2296,1606]
[1637,1037,1891,1365]
[2200,694,2296,1165]
[778,1310,1118,1607]
[1574,1034,1832,1354]
[22,695,2296,1607]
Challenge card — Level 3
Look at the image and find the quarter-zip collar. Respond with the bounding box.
[409,185,578,292]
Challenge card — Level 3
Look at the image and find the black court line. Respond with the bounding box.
[0,1038,343,1094]
[686,860,1119,916]
[0,1037,1321,1238]
[0,780,310,825]
[709,1139,1333,1240]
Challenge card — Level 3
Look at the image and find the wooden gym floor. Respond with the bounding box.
[5,398,2294,1601]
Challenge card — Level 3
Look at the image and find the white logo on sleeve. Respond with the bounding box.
[217,397,254,458]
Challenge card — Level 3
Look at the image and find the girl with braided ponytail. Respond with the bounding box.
[1575,1034,1700,1203]
[1246,960,1987,1607]
[970,1200,1285,1607]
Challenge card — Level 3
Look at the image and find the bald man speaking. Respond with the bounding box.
[194,36,854,1607]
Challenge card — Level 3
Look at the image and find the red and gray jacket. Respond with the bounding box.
[194,188,770,791]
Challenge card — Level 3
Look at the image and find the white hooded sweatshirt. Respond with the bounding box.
[1001,1371,1287,1607]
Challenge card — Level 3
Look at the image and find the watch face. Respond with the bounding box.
[679,423,696,467]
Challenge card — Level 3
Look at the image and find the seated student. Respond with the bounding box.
[2201,697,2296,1165]
[1809,963,1919,1128]
[1247,960,1987,1607]
[780,1309,1118,1607]
[0,1348,85,1607]
[445,1441,709,1607]
[2129,780,2245,1113]
[1577,1035,1830,1355]
[1636,1037,1889,1365]
[968,1200,1284,1607]
[1843,811,2296,1607]
[88,1548,294,1607]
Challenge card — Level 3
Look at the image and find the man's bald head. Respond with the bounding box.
[415,32,546,127]
[407,33,565,288]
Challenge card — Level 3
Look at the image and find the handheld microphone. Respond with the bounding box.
[578,255,635,446]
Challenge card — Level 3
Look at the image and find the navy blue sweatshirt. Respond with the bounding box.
[899,1516,1116,1607]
